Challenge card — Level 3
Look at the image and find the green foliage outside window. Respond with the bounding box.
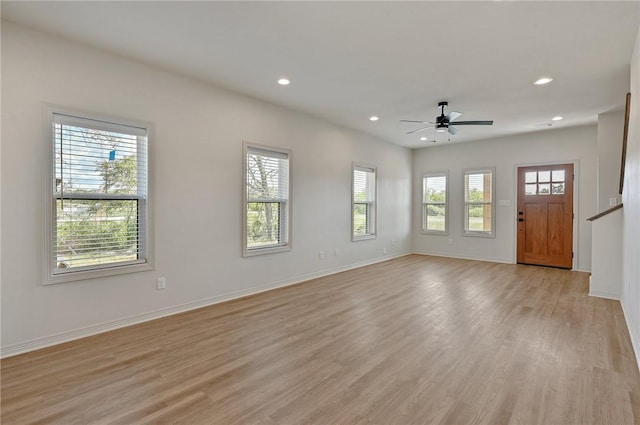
[56,155,139,268]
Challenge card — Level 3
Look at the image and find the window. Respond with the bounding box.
[423,172,448,234]
[352,164,376,240]
[525,169,566,195]
[464,168,495,237]
[243,143,291,256]
[46,108,151,284]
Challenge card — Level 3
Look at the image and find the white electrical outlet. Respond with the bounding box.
[391,239,396,247]
[383,247,387,254]
[334,248,340,256]
[609,198,618,207]
[157,277,166,290]
[319,251,325,260]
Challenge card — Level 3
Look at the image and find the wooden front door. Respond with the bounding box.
[517,164,574,269]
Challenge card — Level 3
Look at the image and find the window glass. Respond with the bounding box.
[423,173,448,234]
[47,110,151,283]
[244,145,291,255]
[353,165,376,240]
[464,169,495,237]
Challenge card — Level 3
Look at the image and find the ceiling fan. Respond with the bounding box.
[401,101,494,136]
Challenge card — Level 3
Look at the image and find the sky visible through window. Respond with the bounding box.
[55,124,139,195]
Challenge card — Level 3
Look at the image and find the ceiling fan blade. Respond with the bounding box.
[446,111,462,122]
[450,120,493,126]
[406,125,434,135]
[448,125,459,135]
[400,120,435,124]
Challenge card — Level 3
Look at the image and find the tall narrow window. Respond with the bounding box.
[423,172,448,234]
[464,168,495,237]
[352,164,376,240]
[47,109,151,283]
[243,143,291,256]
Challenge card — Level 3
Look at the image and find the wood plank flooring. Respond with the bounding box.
[2,255,639,424]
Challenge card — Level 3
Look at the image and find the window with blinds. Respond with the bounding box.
[464,168,495,237]
[243,143,291,256]
[46,109,151,283]
[423,172,448,234]
[352,164,376,240]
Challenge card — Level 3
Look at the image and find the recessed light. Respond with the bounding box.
[534,77,553,85]
[420,136,427,141]
[551,116,563,121]
[369,116,379,122]
[277,78,290,86]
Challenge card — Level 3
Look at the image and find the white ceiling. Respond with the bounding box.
[2,1,638,148]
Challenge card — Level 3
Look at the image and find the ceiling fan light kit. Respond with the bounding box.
[401,101,494,141]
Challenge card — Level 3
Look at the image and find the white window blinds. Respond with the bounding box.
[352,164,376,239]
[464,168,495,237]
[423,173,448,233]
[244,145,291,254]
[50,112,149,278]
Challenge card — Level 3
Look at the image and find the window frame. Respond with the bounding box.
[422,171,449,235]
[463,167,496,238]
[44,105,154,285]
[351,162,377,241]
[242,141,292,257]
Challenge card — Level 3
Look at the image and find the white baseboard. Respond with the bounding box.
[588,290,621,300]
[412,251,592,273]
[1,252,409,358]
[411,251,513,265]
[621,299,640,373]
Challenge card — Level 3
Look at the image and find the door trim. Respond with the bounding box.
[512,160,580,270]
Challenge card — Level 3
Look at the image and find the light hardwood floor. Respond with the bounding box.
[2,255,639,424]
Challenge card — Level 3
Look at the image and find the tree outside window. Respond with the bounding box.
[244,144,290,255]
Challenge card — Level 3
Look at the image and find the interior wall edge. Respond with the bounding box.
[621,298,640,373]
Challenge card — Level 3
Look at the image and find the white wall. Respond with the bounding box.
[412,126,597,271]
[0,22,412,355]
[589,208,622,299]
[597,110,624,211]
[621,21,640,369]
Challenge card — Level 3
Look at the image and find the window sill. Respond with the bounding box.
[243,245,291,257]
[462,231,495,239]
[45,261,153,285]
[421,230,449,236]
[352,234,377,242]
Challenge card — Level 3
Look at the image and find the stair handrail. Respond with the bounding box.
[587,203,623,221]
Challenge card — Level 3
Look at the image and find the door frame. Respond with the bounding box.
[512,160,580,270]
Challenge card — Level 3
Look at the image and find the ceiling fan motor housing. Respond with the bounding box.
[437,101,450,126]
